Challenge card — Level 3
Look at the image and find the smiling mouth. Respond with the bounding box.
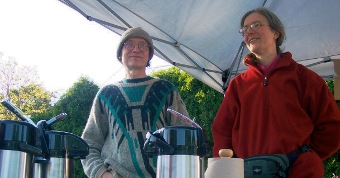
[249,38,259,43]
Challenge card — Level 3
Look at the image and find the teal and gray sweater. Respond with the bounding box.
[81,77,190,178]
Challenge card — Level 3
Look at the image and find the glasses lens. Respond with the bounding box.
[251,22,261,30]
[124,42,134,51]
[240,22,264,36]
[239,28,244,34]
[138,44,149,52]
[124,42,149,52]
[239,27,247,36]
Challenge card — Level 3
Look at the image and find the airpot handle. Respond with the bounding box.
[143,132,174,157]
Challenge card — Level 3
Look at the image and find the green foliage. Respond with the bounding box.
[324,80,340,178]
[32,76,99,178]
[324,151,340,178]
[33,77,99,133]
[0,83,52,120]
[151,67,224,157]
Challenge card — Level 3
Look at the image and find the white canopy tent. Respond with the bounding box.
[58,0,340,94]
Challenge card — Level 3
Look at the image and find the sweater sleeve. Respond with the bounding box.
[81,92,112,178]
[212,83,238,157]
[305,76,340,160]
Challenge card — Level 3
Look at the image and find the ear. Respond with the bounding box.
[274,32,279,40]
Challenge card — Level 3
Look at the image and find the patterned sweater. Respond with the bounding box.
[81,76,190,178]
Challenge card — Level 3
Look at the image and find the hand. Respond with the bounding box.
[219,149,233,158]
[101,172,114,178]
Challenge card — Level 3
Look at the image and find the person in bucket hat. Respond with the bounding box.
[116,27,154,65]
[81,27,190,178]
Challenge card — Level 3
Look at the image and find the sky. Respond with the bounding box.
[0,0,169,93]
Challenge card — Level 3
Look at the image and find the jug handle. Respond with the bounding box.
[19,143,42,156]
[145,132,174,155]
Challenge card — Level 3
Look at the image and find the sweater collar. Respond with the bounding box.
[120,76,154,83]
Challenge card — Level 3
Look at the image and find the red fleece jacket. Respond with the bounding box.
[212,52,340,177]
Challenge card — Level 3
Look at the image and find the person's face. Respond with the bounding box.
[242,12,278,56]
[121,38,150,70]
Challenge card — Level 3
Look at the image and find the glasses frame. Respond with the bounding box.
[123,42,150,52]
[239,21,269,36]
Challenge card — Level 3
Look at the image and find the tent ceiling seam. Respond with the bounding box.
[297,53,340,62]
[109,0,176,41]
[174,42,222,70]
[224,42,246,90]
[154,47,223,88]
[304,57,331,68]
[150,37,222,71]
[154,47,222,73]
[175,46,223,87]
[98,0,130,27]
[62,0,88,19]
[89,18,125,30]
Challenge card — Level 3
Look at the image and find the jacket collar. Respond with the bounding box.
[244,52,293,71]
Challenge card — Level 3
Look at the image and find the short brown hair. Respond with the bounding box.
[240,7,286,54]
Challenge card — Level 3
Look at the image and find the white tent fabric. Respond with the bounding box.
[58,0,340,93]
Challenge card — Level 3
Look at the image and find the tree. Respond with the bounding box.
[0,54,48,120]
[0,55,39,100]
[32,76,99,178]
[0,83,52,120]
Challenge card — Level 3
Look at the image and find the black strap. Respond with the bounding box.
[286,145,312,165]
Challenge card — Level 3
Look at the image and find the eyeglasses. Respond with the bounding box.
[239,21,269,36]
[123,42,149,52]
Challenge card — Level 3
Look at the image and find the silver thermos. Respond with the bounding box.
[0,120,42,178]
[144,126,207,178]
[0,100,89,178]
[33,130,89,178]
[33,114,89,178]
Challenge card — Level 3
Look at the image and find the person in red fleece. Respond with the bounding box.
[212,7,340,178]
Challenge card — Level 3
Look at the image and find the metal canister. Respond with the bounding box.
[0,120,41,178]
[33,130,89,178]
[144,126,207,178]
